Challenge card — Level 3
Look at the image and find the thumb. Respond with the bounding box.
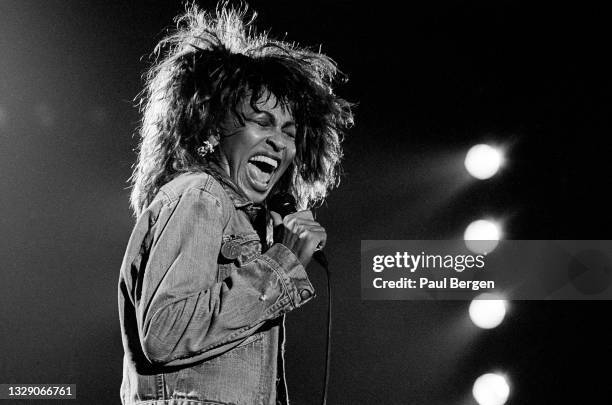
[270,211,283,227]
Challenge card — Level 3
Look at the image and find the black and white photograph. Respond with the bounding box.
[1,1,611,404]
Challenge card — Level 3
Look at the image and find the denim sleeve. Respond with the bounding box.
[136,187,314,367]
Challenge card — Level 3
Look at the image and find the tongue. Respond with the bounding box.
[248,162,272,185]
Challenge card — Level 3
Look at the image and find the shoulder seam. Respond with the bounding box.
[159,172,216,203]
[205,175,233,229]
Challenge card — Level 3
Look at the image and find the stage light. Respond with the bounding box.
[464,144,504,180]
[469,293,507,329]
[472,373,510,405]
[464,219,501,254]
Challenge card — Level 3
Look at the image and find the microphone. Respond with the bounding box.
[268,193,329,269]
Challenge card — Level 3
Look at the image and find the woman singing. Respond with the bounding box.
[118,4,353,405]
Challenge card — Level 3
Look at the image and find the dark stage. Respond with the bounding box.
[1,1,611,404]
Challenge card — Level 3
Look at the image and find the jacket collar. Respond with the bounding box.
[204,161,253,209]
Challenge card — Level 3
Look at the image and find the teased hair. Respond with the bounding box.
[130,2,354,216]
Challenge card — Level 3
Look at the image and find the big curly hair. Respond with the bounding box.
[129,3,354,216]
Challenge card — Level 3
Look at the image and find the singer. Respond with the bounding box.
[118,3,353,405]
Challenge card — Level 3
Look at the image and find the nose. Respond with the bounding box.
[266,132,287,152]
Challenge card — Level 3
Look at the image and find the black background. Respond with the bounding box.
[1,1,611,403]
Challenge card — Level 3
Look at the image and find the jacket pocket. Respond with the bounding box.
[219,233,262,266]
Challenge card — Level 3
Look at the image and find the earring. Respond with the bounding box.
[197,140,215,158]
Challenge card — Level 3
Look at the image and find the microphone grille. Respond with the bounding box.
[268,193,297,218]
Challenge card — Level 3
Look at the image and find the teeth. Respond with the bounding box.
[249,155,278,170]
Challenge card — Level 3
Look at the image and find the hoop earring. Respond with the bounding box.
[197,140,215,158]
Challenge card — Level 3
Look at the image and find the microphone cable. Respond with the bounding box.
[268,193,332,405]
[318,254,332,405]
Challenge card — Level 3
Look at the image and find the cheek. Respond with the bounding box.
[287,144,297,161]
[222,128,262,160]
[283,149,296,173]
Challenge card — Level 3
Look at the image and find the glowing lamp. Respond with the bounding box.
[472,373,510,405]
[465,144,504,180]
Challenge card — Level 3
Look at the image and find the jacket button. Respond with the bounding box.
[300,289,312,300]
[221,242,241,260]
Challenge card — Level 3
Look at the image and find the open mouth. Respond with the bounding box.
[246,155,279,191]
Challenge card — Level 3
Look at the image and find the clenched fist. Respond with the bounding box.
[270,210,326,267]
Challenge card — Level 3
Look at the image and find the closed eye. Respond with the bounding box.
[282,122,296,139]
[249,118,272,127]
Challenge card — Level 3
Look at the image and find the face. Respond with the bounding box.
[217,94,297,204]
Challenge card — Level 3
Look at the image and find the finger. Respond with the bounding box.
[317,233,327,250]
[283,216,298,230]
[270,211,283,227]
[285,217,320,228]
[303,232,325,253]
[283,210,316,226]
[296,210,314,221]
[283,218,319,234]
[298,229,327,246]
[293,224,304,236]
[293,224,324,234]
[291,224,324,239]
[287,210,314,221]
[309,229,327,250]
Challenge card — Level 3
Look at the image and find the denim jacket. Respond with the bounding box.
[118,167,315,405]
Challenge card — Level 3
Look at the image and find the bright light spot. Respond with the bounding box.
[473,373,510,405]
[469,293,507,329]
[464,219,501,254]
[463,219,501,254]
[464,219,501,240]
[465,144,504,180]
